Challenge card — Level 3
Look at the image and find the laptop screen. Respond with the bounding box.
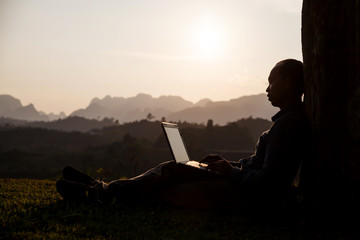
[162,122,190,164]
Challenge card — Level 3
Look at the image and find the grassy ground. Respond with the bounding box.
[0,178,356,240]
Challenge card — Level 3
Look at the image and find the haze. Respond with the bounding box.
[0,0,302,115]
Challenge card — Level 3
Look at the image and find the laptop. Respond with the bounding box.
[161,122,208,169]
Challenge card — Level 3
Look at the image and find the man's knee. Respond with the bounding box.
[159,160,176,175]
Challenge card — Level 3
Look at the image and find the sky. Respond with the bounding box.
[0,0,303,115]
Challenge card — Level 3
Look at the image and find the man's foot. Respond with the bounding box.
[62,166,96,186]
[56,179,87,202]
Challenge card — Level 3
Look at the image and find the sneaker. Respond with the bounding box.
[56,179,87,202]
[62,166,96,186]
[87,180,108,204]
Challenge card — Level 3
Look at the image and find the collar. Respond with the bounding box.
[271,102,304,122]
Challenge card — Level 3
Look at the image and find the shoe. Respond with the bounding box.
[62,166,96,186]
[87,180,108,204]
[56,179,87,202]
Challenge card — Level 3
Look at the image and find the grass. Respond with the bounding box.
[0,178,355,240]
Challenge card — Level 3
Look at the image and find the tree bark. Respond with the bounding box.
[302,0,360,209]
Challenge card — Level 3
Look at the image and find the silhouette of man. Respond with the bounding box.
[57,59,311,209]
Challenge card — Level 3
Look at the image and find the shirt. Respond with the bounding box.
[231,103,312,191]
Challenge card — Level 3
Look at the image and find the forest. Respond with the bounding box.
[0,117,271,180]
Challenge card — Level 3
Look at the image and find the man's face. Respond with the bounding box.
[266,66,289,108]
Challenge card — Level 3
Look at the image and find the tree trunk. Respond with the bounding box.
[302,0,360,210]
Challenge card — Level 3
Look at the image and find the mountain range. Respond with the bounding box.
[0,95,66,122]
[0,93,277,124]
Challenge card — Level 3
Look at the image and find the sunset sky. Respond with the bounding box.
[0,0,302,115]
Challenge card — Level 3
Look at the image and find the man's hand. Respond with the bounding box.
[199,154,224,164]
[206,160,234,176]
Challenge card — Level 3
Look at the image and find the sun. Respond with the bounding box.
[193,20,224,60]
[197,27,220,52]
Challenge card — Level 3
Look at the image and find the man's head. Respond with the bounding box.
[266,59,304,110]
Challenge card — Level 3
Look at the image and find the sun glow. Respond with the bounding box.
[193,19,225,60]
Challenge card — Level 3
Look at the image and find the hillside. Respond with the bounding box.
[0,95,49,121]
[168,94,276,125]
[0,116,118,133]
[71,93,202,122]
[71,93,276,124]
[0,93,276,124]
[0,95,65,121]
[0,118,272,179]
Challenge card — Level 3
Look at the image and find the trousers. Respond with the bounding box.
[98,161,241,209]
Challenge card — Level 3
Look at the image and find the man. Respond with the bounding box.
[57,59,311,209]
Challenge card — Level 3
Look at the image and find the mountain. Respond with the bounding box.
[194,98,212,107]
[0,93,277,124]
[46,112,67,121]
[71,93,276,125]
[0,95,66,121]
[71,93,194,122]
[0,95,49,121]
[0,95,22,112]
[167,94,277,125]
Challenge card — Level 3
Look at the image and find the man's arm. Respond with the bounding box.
[236,120,306,187]
[206,160,238,176]
[199,154,224,163]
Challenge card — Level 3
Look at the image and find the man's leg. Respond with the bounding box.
[57,161,241,208]
[157,162,240,209]
[62,165,97,186]
[56,179,88,203]
[101,161,175,204]
[57,166,108,203]
[102,161,237,208]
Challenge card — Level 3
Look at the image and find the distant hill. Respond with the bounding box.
[71,93,276,124]
[0,93,277,124]
[0,95,65,121]
[167,94,277,125]
[0,119,265,178]
[0,116,118,133]
[70,93,195,122]
[0,95,49,121]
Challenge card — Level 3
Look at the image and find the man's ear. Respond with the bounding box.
[285,77,302,98]
[284,76,294,92]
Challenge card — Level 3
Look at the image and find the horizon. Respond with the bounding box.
[0,0,302,115]
[1,92,268,115]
